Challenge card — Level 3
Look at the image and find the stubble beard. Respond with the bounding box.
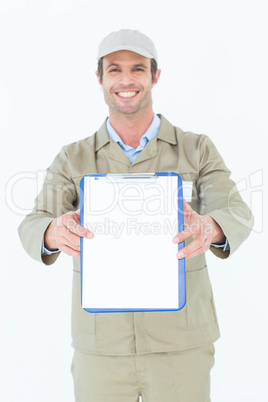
[104,89,152,116]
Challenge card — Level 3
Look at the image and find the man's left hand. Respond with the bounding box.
[172,199,226,260]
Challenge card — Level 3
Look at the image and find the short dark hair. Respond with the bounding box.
[97,57,158,83]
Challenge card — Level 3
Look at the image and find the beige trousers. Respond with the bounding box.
[71,344,215,402]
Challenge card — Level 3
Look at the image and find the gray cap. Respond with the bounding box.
[97,29,158,63]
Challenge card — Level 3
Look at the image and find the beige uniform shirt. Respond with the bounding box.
[18,115,253,355]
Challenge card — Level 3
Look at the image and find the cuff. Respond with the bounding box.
[211,237,230,252]
[42,236,59,255]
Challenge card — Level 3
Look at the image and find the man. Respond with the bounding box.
[18,29,253,402]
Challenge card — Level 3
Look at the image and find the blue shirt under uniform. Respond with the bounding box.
[107,113,161,163]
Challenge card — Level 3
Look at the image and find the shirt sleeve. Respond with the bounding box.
[211,237,230,252]
[42,236,59,256]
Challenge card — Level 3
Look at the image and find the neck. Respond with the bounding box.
[109,109,154,149]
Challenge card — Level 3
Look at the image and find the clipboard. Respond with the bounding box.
[80,172,186,313]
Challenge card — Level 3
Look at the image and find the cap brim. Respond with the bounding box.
[97,45,156,61]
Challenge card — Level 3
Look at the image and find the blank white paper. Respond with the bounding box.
[81,174,182,311]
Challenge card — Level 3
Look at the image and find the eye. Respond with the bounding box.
[133,68,144,72]
[109,68,120,73]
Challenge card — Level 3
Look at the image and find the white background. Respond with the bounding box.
[1,0,267,401]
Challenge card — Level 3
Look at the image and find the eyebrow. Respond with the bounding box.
[133,64,148,69]
[106,63,148,70]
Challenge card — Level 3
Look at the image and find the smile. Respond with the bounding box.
[115,91,139,99]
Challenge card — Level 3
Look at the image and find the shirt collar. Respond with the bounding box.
[106,113,161,151]
[95,114,177,153]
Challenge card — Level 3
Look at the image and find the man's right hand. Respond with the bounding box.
[44,210,94,258]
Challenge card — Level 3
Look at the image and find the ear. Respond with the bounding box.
[95,71,103,86]
[152,69,161,88]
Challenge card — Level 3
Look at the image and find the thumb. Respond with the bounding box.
[183,198,194,224]
[72,209,81,223]
[183,198,193,213]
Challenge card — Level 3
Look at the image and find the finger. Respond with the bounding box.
[176,236,211,259]
[57,227,94,254]
[172,227,193,243]
[56,225,81,245]
[176,240,201,259]
[58,243,80,258]
[183,235,212,260]
[61,232,81,252]
[184,247,205,260]
[63,217,94,239]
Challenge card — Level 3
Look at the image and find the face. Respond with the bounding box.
[96,50,160,116]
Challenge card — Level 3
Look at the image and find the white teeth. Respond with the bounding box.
[117,91,137,98]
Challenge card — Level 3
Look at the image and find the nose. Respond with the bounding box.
[118,70,135,86]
